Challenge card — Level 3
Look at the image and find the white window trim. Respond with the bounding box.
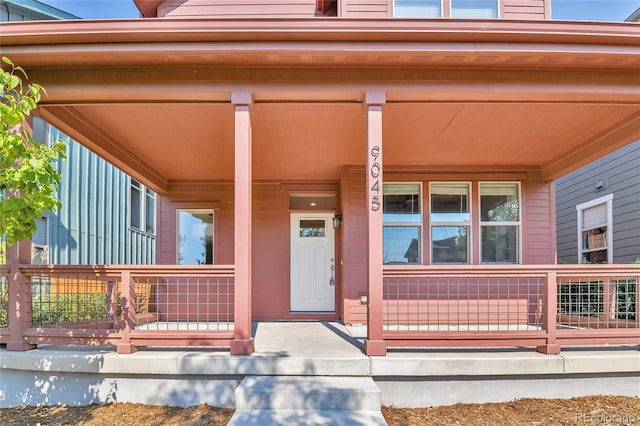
[449,0,500,19]
[129,178,156,235]
[478,181,522,264]
[576,193,613,264]
[32,217,49,265]
[176,209,215,265]
[383,182,424,265]
[393,0,444,17]
[429,181,472,264]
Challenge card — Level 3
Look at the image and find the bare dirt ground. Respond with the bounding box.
[1,395,638,425]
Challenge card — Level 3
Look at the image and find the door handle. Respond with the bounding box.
[330,258,335,286]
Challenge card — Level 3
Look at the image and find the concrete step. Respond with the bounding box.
[234,376,382,411]
[228,409,387,426]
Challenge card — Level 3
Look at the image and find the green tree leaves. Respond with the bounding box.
[0,57,66,246]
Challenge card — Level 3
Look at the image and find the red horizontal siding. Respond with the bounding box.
[341,0,391,17]
[501,0,547,20]
[159,0,318,18]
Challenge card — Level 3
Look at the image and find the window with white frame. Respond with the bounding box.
[394,0,442,17]
[480,182,520,263]
[383,183,422,264]
[394,0,498,18]
[130,179,156,234]
[577,194,613,264]
[177,210,214,265]
[32,217,49,265]
[430,182,470,263]
[451,0,498,18]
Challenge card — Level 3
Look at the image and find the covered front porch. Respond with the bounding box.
[1,18,640,356]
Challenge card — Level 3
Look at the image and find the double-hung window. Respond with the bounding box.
[576,194,613,264]
[383,183,422,264]
[430,183,470,264]
[480,182,520,263]
[130,179,156,234]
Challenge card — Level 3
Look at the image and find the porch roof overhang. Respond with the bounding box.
[1,18,639,193]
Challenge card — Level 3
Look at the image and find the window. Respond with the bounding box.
[145,188,156,234]
[577,194,613,264]
[451,0,498,18]
[394,0,442,18]
[480,182,520,263]
[177,210,214,265]
[383,183,422,264]
[130,179,156,234]
[32,217,49,265]
[394,0,499,18]
[299,220,326,238]
[430,183,470,263]
[130,179,142,230]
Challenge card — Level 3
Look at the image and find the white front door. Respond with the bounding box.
[290,213,336,312]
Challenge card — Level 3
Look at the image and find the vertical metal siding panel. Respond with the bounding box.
[103,164,115,263]
[40,122,156,266]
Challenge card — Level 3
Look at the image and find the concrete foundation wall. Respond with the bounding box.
[0,369,239,408]
[376,374,640,407]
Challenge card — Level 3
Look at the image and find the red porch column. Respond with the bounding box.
[6,241,36,351]
[364,91,387,356]
[116,271,138,354]
[230,91,255,355]
[537,271,561,355]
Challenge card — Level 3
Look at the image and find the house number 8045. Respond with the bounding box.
[370,145,381,212]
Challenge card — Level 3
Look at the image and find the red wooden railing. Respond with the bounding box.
[380,265,639,353]
[2,265,234,352]
[1,264,638,354]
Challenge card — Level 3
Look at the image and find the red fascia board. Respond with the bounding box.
[1,18,639,47]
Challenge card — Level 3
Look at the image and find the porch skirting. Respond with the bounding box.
[1,322,639,408]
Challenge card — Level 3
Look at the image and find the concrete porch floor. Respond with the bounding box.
[1,321,639,408]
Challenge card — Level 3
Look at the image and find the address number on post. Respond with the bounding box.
[369,145,381,212]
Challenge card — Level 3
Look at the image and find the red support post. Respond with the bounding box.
[231,91,255,355]
[117,271,138,354]
[6,241,36,351]
[537,271,561,355]
[364,91,387,356]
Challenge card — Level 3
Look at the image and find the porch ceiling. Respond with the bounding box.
[37,100,640,192]
[3,18,638,192]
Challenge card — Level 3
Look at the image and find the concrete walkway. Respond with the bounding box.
[1,321,639,411]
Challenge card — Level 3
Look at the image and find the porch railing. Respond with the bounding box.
[1,263,638,353]
[382,265,639,352]
[12,265,234,351]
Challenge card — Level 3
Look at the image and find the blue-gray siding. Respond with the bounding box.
[34,118,155,265]
[556,140,640,264]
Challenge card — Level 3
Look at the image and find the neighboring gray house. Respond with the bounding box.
[2,0,155,265]
[556,140,640,264]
